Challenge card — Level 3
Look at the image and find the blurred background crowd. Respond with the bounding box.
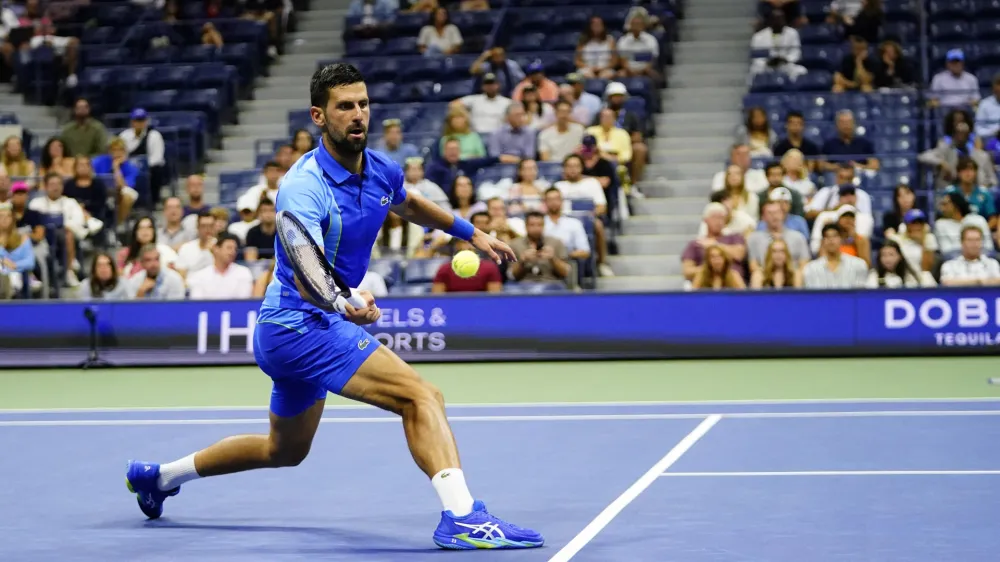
[0,0,999,302]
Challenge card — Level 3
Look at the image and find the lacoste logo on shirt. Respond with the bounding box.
[380,195,390,206]
[358,338,370,350]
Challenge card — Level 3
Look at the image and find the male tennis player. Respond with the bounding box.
[124,63,543,550]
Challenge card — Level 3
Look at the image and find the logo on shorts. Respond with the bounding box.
[358,338,370,350]
[380,195,390,206]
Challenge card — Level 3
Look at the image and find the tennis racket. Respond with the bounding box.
[276,210,369,314]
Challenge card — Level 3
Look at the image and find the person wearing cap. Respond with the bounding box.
[832,35,875,94]
[539,100,585,162]
[450,73,512,134]
[929,49,980,110]
[227,199,261,246]
[889,208,939,273]
[918,124,998,191]
[469,47,524,97]
[974,74,1000,138]
[809,186,873,254]
[934,191,994,257]
[575,16,618,80]
[119,108,167,208]
[60,98,109,158]
[802,223,868,289]
[748,197,811,274]
[600,81,648,183]
[617,9,660,79]
[8,181,43,241]
[376,119,419,166]
[757,184,810,241]
[943,158,998,229]
[560,73,602,125]
[758,162,806,222]
[512,60,559,104]
[488,103,537,160]
[749,10,806,81]
[940,225,1000,286]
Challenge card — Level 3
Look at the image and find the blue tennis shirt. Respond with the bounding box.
[262,143,407,312]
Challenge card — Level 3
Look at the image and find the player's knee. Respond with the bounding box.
[269,441,311,467]
[404,378,445,412]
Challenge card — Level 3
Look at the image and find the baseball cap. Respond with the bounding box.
[838,184,856,196]
[130,108,148,120]
[10,181,29,193]
[482,72,497,83]
[581,134,597,148]
[838,204,859,217]
[565,72,583,84]
[768,186,793,202]
[525,60,545,74]
[903,209,928,224]
[946,48,964,62]
[604,81,628,97]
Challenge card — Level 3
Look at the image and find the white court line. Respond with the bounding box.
[547,414,722,562]
[660,470,1000,477]
[3,409,1000,427]
[2,396,999,414]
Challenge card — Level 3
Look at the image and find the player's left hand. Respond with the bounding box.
[471,229,516,264]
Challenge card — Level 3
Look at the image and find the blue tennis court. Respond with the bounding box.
[1,400,998,561]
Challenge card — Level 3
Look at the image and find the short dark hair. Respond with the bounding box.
[310,63,365,109]
[562,154,584,167]
[956,157,978,172]
[786,110,804,121]
[709,191,728,204]
[544,186,562,197]
[821,223,843,238]
[216,233,240,248]
[470,211,490,224]
[196,210,215,224]
[764,161,783,174]
[138,243,158,258]
[258,198,275,209]
[263,160,281,170]
[525,211,545,224]
[44,171,62,185]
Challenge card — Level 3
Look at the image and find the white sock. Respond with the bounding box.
[431,468,475,516]
[157,454,201,491]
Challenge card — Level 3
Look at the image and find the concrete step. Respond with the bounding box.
[668,62,749,77]
[655,119,737,138]
[223,123,290,139]
[239,107,298,124]
[655,109,742,123]
[271,55,326,74]
[286,39,343,56]
[652,136,732,152]
[621,215,701,235]
[631,196,709,216]
[645,163,719,181]
[596,275,684,291]
[662,96,744,114]
[638,178,714,198]
[289,30,345,44]
[253,86,310,102]
[650,148,722,164]
[667,73,747,89]
[208,148,257,167]
[606,254,680,276]
[674,40,748,53]
[616,234,691,255]
[681,17,756,31]
[687,5,758,18]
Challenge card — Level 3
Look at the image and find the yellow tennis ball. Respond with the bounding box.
[451,250,481,278]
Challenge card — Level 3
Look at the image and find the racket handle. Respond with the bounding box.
[331,293,370,314]
[346,293,368,309]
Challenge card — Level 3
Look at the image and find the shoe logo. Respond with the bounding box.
[380,195,390,206]
[455,522,505,541]
[358,338,370,350]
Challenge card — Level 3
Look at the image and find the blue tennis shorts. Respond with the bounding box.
[254,307,381,418]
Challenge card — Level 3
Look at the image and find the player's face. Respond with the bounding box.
[314,82,370,156]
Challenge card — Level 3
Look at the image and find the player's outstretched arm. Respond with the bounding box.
[391,191,516,264]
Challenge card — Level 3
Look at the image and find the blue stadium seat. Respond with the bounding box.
[509,33,547,53]
[978,43,1000,65]
[192,64,239,107]
[884,0,918,22]
[149,65,195,91]
[978,66,1000,86]
[129,90,179,113]
[553,10,589,33]
[396,81,434,103]
[798,24,838,44]
[591,5,631,29]
[390,283,433,295]
[366,58,401,82]
[476,164,518,185]
[537,162,562,180]
[219,171,261,205]
[545,32,580,51]
[405,258,449,284]
[144,46,177,64]
[118,66,157,92]
[369,258,402,288]
[82,26,117,44]
[346,38,382,57]
[570,199,595,212]
[174,89,223,132]
[179,44,217,63]
[398,57,444,82]
[514,9,557,32]
[881,22,918,42]
[930,21,973,42]
[928,0,972,20]
[367,82,397,104]
[452,11,498,35]
[794,71,833,92]
[750,73,791,93]
[875,137,915,154]
[974,0,1000,17]
[391,12,428,35]
[433,79,475,101]
[82,46,134,67]
[800,45,842,71]
[383,37,419,56]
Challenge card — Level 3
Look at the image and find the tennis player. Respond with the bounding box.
[125,63,543,550]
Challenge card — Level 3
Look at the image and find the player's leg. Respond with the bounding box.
[339,345,544,549]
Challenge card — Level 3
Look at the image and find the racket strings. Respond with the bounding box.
[279,214,343,303]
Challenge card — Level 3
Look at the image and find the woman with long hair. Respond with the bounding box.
[80,252,132,299]
[575,16,618,79]
[1,136,37,185]
[779,149,815,197]
[508,159,550,214]
[736,107,777,158]
[750,238,802,289]
[692,244,746,290]
[520,86,555,130]
[439,107,486,159]
[290,129,316,161]
[417,6,463,56]
[39,138,75,179]
[865,239,923,288]
[882,183,917,236]
[116,216,179,278]
[447,175,487,219]
[0,202,36,299]
[723,164,760,221]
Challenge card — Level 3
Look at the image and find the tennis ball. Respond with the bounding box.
[452,250,481,278]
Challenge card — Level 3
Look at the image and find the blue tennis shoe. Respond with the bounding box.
[433,500,544,549]
[125,460,179,519]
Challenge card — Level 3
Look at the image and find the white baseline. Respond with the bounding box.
[660,470,1000,477]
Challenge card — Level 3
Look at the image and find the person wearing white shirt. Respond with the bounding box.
[451,73,512,134]
[712,144,769,194]
[417,7,463,56]
[175,211,216,277]
[228,201,260,245]
[616,11,660,78]
[749,12,807,80]
[119,108,167,206]
[940,227,1000,286]
[30,172,103,286]
[358,270,389,298]
[934,191,995,256]
[538,101,586,163]
[128,244,187,300]
[554,156,612,275]
[237,161,282,215]
[806,182,873,218]
[187,234,255,299]
[974,76,1000,138]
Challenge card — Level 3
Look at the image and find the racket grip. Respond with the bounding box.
[346,293,368,309]
[331,293,370,314]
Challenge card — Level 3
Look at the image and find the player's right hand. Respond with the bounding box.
[344,302,381,326]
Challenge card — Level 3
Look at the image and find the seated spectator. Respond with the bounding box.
[210,206,231,236]
[485,197,525,242]
[833,35,876,93]
[418,7,463,56]
[602,82,648,183]
[575,16,618,79]
[448,175,487,220]
[749,11,806,81]
[120,108,167,208]
[237,161,283,214]
[556,154,612,276]
[586,108,632,165]
[835,207,872,267]
[779,149,815,197]
[9,182,44,247]
[712,144,768,193]
[928,49,980,110]
[182,175,211,219]
[80,252,132,300]
[758,0,807,29]
[828,0,880,41]
[539,101,585,163]
[934,192,994,257]
[159,197,195,251]
[376,119,420,166]
[617,9,660,80]
[874,40,915,89]
[757,186,810,240]
[63,156,110,225]
[432,239,502,293]
[240,0,283,58]
[489,103,537,160]
[562,73,602,126]
[521,86,555,131]
[748,199,810,273]
[805,165,871,221]
[881,183,919,237]
[510,211,571,284]
[424,139,509,192]
[820,110,879,172]
[440,107,487,159]
[2,136,36,184]
[974,75,1000,139]
[940,226,1000,286]
[543,188,591,261]
[30,172,102,286]
[348,0,396,29]
[802,223,868,288]
[682,202,748,283]
[0,202,34,299]
[734,107,777,158]
[513,61,560,104]
[700,190,757,237]
[889,209,938,273]
[290,129,316,162]
[274,144,296,173]
[128,244,187,299]
[772,111,820,164]
[359,269,389,297]
[244,199,277,262]
[39,138,74,179]
[866,239,924,288]
[451,74,512,135]
[117,216,179,279]
[175,211,217,277]
[404,157,450,210]
[91,137,140,226]
[228,201,259,245]
[944,158,998,229]
[720,164,761,222]
[919,126,998,191]
[810,196,874,255]
[749,238,803,289]
[187,233,255,299]
[692,245,746,290]
[61,98,108,157]
[469,47,525,98]
[23,6,79,88]
[508,158,550,214]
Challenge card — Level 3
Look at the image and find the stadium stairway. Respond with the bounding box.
[202,0,348,202]
[604,0,754,291]
[0,84,61,149]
